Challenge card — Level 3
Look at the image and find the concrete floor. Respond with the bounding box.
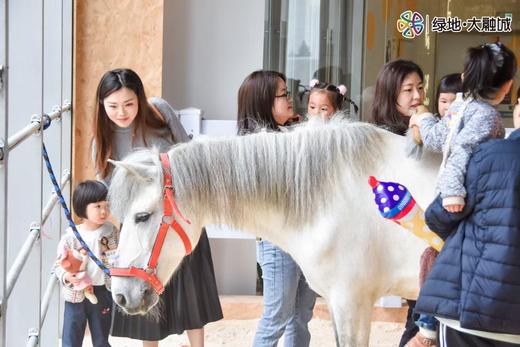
[81,296,408,347]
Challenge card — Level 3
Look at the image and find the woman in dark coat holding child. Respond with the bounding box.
[415,128,520,346]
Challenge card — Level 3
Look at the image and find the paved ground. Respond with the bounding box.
[79,296,407,346]
[82,319,405,347]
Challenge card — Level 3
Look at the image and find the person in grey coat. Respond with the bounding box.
[410,42,516,214]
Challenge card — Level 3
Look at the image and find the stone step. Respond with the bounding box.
[219,295,407,323]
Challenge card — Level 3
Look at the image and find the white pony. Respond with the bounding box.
[108,120,441,347]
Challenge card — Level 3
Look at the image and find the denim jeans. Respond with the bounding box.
[253,240,317,347]
[416,313,437,331]
[62,286,112,347]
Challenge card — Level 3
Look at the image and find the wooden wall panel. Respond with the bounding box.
[73,0,164,185]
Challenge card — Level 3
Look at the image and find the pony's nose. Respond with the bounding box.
[115,293,126,307]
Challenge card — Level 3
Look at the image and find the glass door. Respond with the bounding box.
[263,0,354,116]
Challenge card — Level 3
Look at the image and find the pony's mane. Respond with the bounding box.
[170,120,383,228]
[108,120,385,228]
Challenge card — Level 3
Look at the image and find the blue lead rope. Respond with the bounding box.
[42,143,110,275]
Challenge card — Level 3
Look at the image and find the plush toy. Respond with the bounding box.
[59,245,98,304]
[368,176,444,252]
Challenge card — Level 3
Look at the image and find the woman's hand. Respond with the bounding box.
[415,104,429,115]
[409,105,429,128]
[409,114,421,128]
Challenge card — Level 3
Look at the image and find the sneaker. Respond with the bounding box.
[405,332,436,347]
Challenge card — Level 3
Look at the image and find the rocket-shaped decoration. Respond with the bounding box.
[368,176,444,252]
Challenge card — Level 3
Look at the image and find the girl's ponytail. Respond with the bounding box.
[462,42,517,100]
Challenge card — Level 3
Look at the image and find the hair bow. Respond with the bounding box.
[309,79,320,88]
[337,85,347,96]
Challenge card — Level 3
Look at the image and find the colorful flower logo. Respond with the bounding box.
[397,10,424,39]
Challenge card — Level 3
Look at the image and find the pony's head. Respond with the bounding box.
[107,148,195,315]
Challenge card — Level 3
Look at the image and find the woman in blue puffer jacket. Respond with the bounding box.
[415,127,520,347]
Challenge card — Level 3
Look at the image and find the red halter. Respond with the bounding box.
[110,153,192,295]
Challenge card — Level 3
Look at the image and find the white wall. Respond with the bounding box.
[162,1,265,295]
[163,0,265,120]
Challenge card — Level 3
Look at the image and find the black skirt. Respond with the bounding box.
[111,229,223,340]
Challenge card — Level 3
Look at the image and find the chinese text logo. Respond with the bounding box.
[397,10,512,38]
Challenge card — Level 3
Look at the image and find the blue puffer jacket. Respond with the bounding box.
[415,129,520,334]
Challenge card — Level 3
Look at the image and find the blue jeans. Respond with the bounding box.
[253,240,317,347]
[62,286,112,347]
[416,313,437,331]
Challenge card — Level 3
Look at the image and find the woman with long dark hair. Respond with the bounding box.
[238,70,316,347]
[371,59,426,347]
[92,68,223,347]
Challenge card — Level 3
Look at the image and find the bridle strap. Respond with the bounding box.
[147,222,171,270]
[168,213,193,254]
[110,153,193,295]
[160,153,191,225]
[159,153,192,255]
[110,266,165,294]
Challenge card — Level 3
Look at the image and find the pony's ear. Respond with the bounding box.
[108,159,155,182]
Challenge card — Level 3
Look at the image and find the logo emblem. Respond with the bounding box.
[397,10,424,38]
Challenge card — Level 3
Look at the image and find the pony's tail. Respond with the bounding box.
[404,127,423,160]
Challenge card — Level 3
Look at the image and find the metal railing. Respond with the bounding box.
[0,101,71,162]
[26,274,59,347]
[5,170,70,301]
[42,170,71,226]
[0,101,71,346]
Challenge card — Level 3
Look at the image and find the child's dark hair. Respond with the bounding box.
[72,180,108,219]
[434,73,462,113]
[462,42,517,100]
[308,80,359,114]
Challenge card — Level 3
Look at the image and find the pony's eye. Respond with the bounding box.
[135,212,151,223]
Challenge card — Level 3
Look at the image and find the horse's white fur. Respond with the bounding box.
[109,120,441,347]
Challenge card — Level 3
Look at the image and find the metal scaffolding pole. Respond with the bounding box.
[5,223,41,300]
[25,271,59,347]
[39,274,59,327]
[1,1,73,345]
[1,102,70,159]
[0,0,7,344]
[41,169,70,226]
[4,167,70,302]
[25,328,38,347]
